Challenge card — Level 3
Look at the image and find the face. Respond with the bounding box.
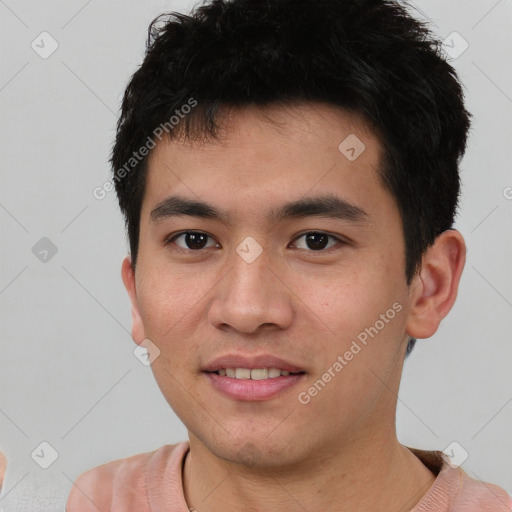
[123,103,416,467]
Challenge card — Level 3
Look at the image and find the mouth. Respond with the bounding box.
[204,371,306,401]
[207,368,305,380]
[202,353,306,374]
[202,354,307,401]
[203,366,306,401]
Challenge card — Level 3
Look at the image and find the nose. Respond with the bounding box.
[207,245,294,335]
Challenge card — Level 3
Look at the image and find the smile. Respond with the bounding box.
[212,368,303,379]
[204,370,306,401]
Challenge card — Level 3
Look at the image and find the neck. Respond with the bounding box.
[182,432,436,512]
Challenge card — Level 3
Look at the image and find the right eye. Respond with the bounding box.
[164,231,220,252]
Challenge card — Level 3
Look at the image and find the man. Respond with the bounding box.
[67,0,511,510]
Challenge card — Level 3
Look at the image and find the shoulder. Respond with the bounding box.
[406,447,512,512]
[457,470,512,511]
[65,444,180,511]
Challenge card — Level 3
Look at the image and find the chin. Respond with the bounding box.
[199,431,310,469]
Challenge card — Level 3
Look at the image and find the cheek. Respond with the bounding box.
[303,260,407,374]
[304,263,395,334]
[137,262,203,337]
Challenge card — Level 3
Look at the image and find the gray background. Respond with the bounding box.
[0,0,511,510]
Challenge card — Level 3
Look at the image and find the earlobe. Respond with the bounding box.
[405,229,466,339]
[121,256,146,344]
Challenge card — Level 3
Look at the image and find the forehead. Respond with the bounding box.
[141,102,389,224]
[151,102,382,159]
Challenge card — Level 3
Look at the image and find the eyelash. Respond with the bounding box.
[163,230,347,253]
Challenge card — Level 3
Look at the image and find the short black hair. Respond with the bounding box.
[110,0,471,357]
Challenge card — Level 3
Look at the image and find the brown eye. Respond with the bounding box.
[166,231,219,251]
[291,232,343,251]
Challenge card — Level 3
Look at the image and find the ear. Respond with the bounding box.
[121,256,146,345]
[405,229,466,339]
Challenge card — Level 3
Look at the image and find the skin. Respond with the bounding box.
[0,450,6,491]
[121,102,466,512]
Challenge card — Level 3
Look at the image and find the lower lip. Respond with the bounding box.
[204,372,305,401]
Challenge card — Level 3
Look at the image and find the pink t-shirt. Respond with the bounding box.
[66,442,512,511]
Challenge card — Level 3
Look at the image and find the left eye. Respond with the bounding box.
[164,231,343,252]
[291,232,342,251]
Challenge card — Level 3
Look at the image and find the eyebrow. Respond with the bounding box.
[150,194,368,225]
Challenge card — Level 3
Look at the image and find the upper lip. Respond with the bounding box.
[202,354,306,373]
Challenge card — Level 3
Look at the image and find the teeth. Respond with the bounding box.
[216,368,297,379]
[251,368,268,380]
[235,368,251,379]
